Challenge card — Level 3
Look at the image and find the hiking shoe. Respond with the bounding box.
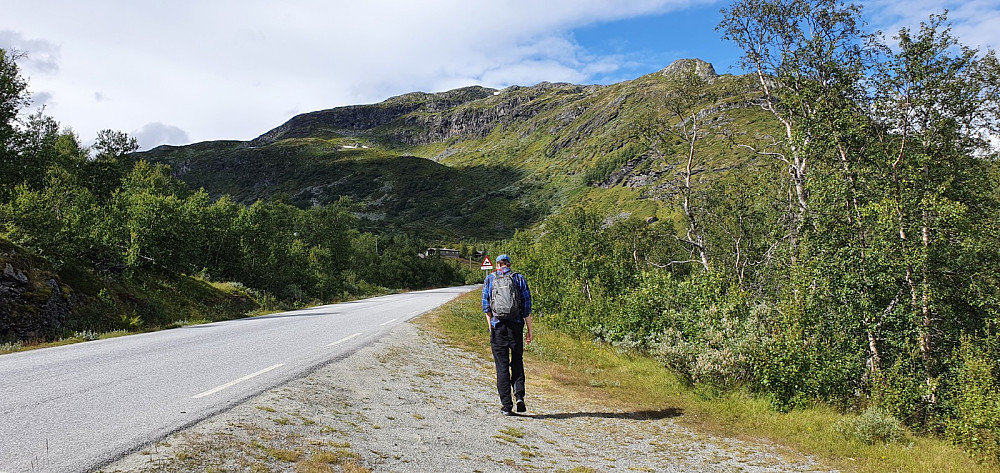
[501,408,515,416]
[515,398,526,413]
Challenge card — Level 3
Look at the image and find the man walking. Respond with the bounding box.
[482,254,533,416]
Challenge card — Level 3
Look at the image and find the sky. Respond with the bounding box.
[2,0,998,150]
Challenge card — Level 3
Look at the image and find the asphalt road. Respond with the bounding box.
[0,285,476,473]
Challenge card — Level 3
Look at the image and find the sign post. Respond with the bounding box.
[480,256,493,271]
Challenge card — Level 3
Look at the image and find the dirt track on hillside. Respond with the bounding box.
[103,322,835,472]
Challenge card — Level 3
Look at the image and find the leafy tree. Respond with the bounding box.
[700,162,784,291]
[0,48,30,196]
[719,0,872,243]
[192,193,242,278]
[870,14,1000,407]
[718,0,887,401]
[16,110,62,190]
[1,168,98,267]
[84,129,139,200]
[632,62,720,270]
[712,1,1000,433]
[103,161,201,274]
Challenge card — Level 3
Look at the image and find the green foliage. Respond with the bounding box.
[3,16,999,467]
[582,142,645,185]
[0,53,472,343]
[0,49,30,197]
[483,6,1000,466]
[2,168,99,267]
[945,336,1000,462]
[652,285,762,388]
[833,407,906,445]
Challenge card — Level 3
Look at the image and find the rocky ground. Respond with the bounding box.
[102,322,835,472]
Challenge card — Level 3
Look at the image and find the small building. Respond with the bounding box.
[425,248,460,258]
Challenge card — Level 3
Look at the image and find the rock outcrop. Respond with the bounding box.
[659,58,717,81]
[248,86,498,147]
[1,253,75,343]
[247,82,606,148]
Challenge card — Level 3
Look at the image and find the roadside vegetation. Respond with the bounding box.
[0,47,480,348]
[420,291,994,473]
[497,2,1000,466]
[3,0,999,468]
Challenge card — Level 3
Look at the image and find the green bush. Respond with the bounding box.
[945,338,1000,462]
[833,407,906,445]
[654,304,764,388]
[868,353,928,426]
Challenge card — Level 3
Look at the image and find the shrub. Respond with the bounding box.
[833,407,905,445]
[945,338,1000,462]
[654,306,763,388]
[869,353,929,427]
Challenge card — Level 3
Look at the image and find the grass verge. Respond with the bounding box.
[415,290,995,473]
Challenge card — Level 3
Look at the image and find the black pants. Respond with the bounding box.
[490,319,525,411]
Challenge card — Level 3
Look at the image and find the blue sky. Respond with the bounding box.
[2,1,997,149]
[574,3,745,83]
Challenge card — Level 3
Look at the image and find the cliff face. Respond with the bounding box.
[245,82,608,148]
[248,86,499,146]
[388,83,604,146]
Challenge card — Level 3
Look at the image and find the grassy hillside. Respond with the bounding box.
[139,59,767,241]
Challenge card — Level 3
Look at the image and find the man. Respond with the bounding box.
[482,254,533,416]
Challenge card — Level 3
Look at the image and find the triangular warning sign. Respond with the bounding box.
[480,256,493,270]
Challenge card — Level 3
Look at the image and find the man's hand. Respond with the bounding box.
[525,329,533,345]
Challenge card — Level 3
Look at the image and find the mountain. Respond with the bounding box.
[139,59,764,241]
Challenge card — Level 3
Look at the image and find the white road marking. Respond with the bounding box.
[379,318,398,326]
[192,363,285,399]
[328,332,362,346]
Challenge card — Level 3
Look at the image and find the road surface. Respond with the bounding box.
[0,285,475,473]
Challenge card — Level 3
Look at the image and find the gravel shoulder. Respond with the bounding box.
[102,321,834,472]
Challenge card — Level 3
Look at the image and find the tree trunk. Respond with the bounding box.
[682,119,710,271]
[920,209,935,404]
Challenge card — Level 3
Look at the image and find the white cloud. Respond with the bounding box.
[132,122,191,151]
[0,30,60,74]
[866,1,1000,50]
[3,0,710,148]
[9,1,993,150]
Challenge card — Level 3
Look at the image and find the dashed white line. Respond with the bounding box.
[192,363,285,399]
[379,318,399,326]
[328,332,362,346]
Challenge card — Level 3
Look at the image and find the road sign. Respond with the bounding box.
[480,256,493,270]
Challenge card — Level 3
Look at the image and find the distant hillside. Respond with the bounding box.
[139,59,766,241]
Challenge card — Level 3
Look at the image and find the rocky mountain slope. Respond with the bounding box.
[139,59,765,241]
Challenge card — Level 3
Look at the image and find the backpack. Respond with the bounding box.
[490,271,522,321]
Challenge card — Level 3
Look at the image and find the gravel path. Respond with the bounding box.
[103,322,834,472]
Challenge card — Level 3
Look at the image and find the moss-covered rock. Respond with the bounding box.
[1,242,76,343]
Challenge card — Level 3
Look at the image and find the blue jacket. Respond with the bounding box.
[482,266,532,319]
